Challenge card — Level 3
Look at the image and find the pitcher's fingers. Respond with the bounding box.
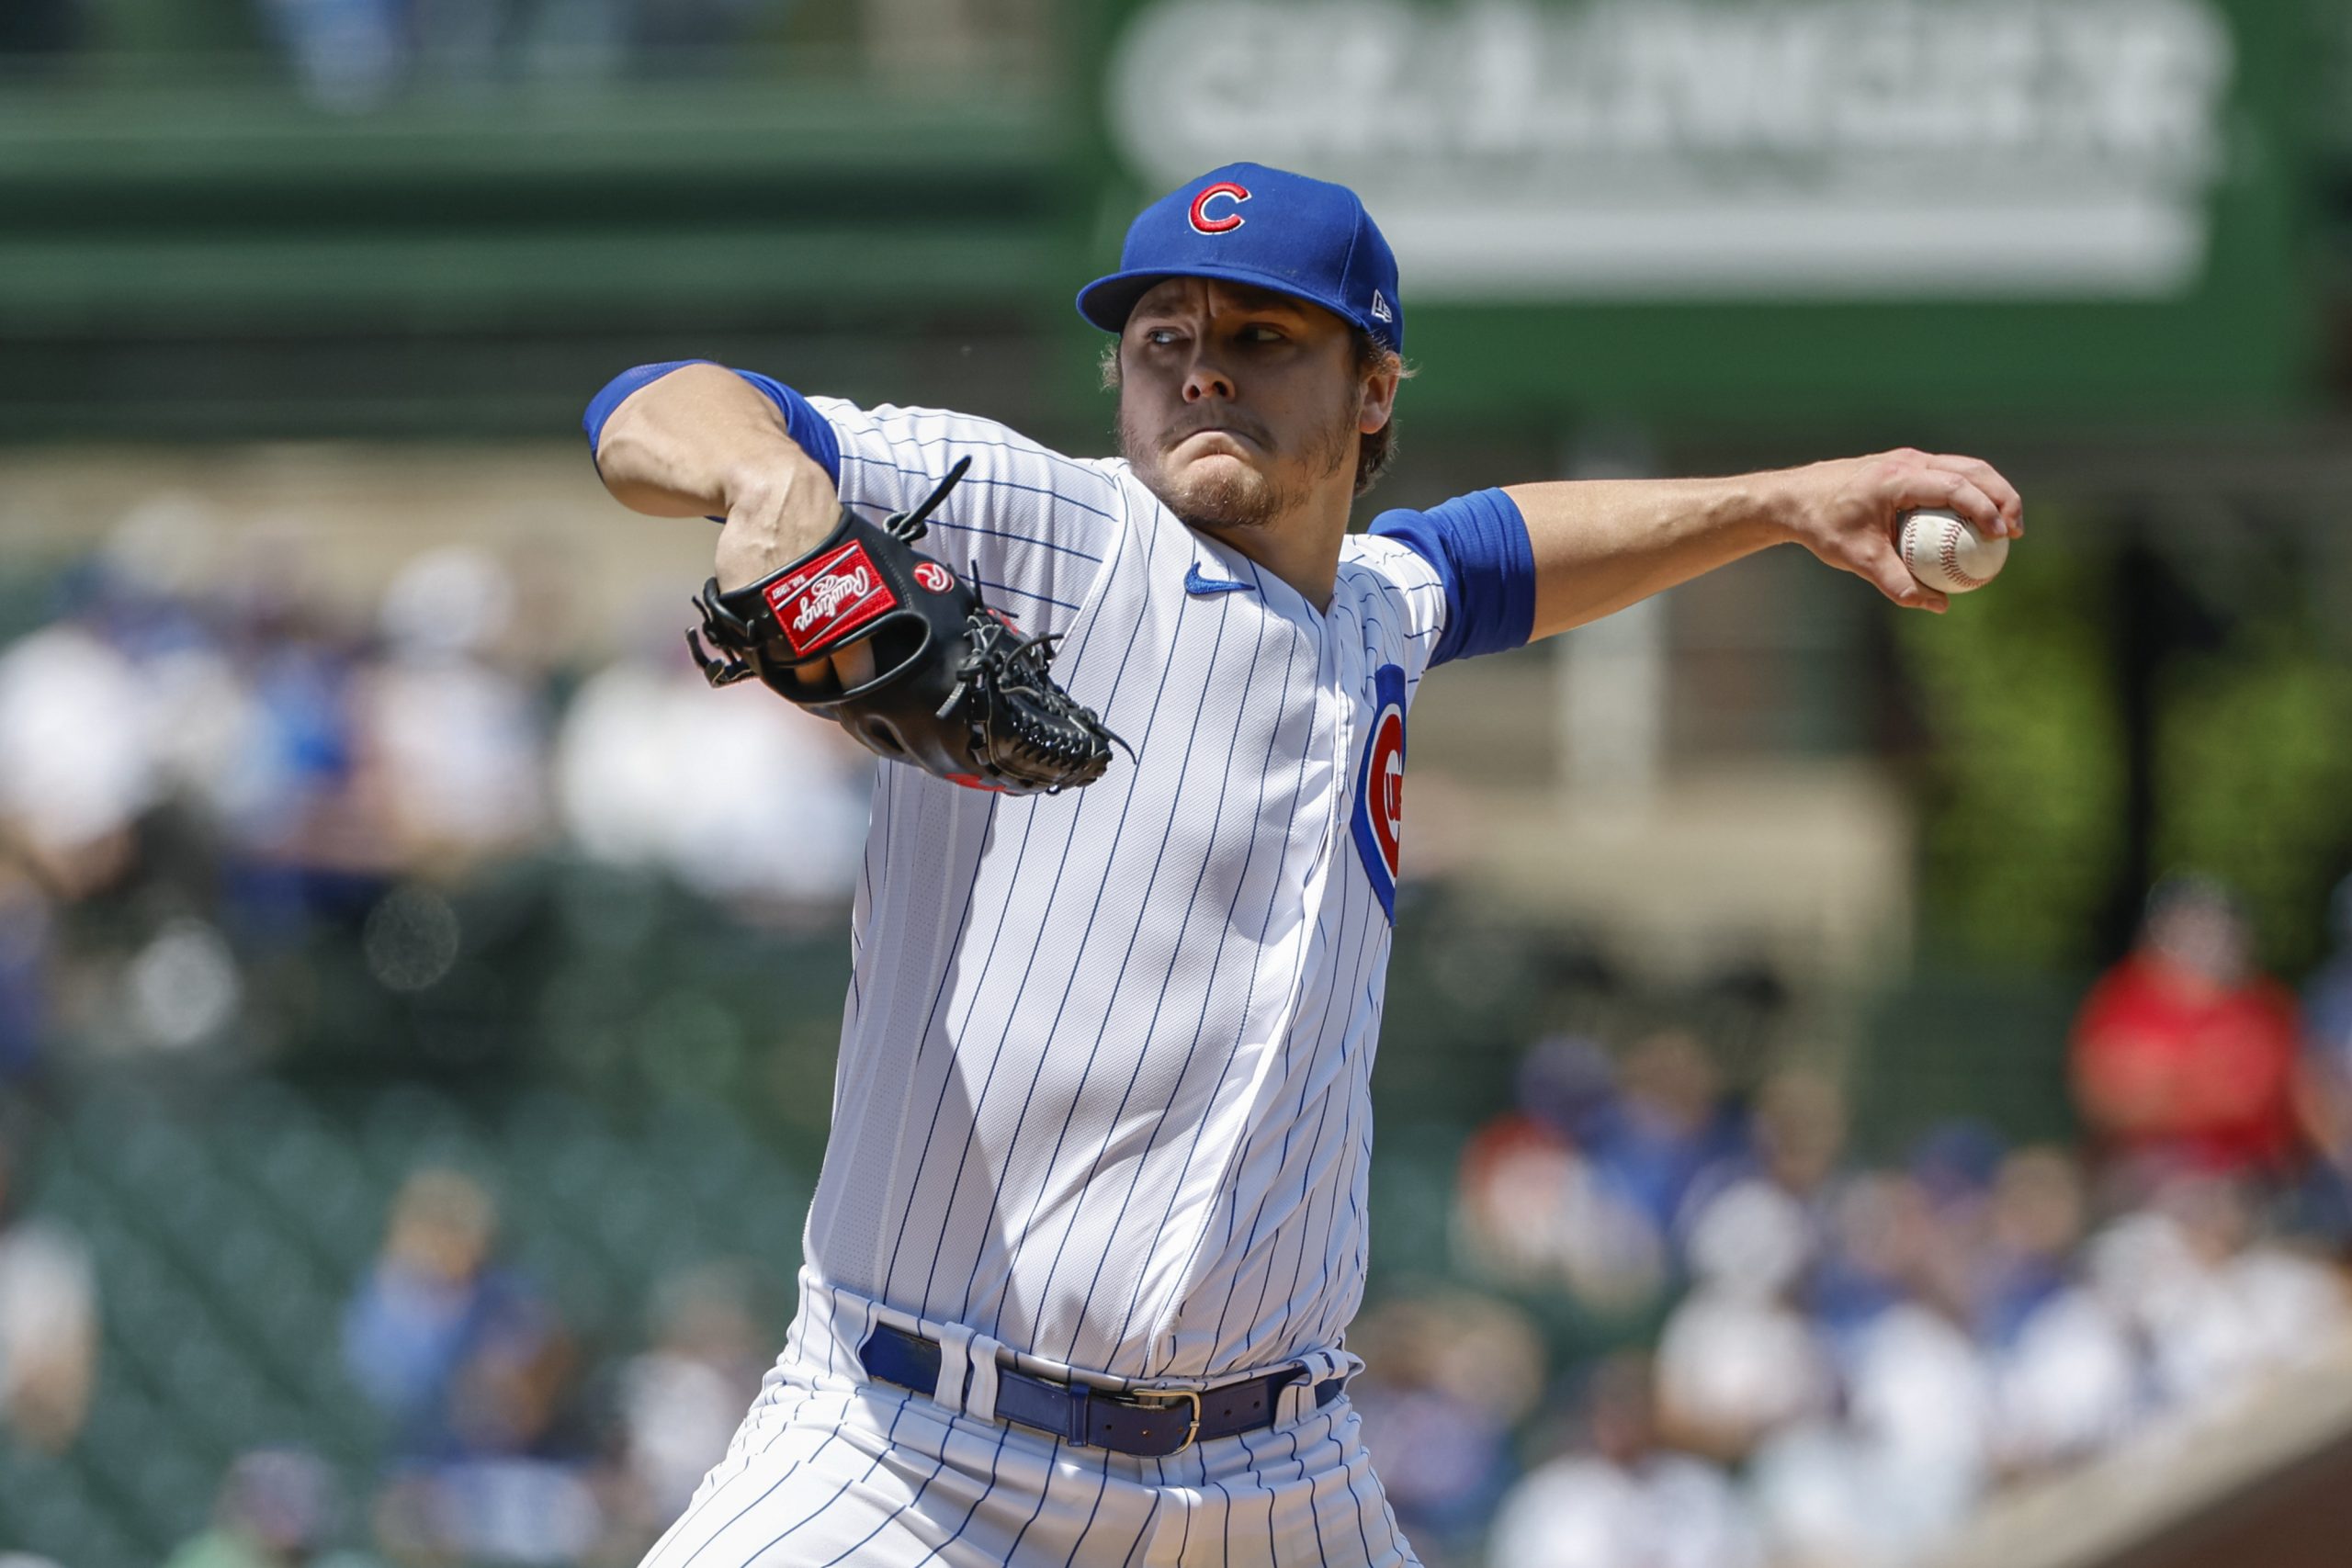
[784,642,875,695]
[831,642,876,692]
[1920,453,2023,536]
[1850,532,1951,614]
[1894,467,2006,542]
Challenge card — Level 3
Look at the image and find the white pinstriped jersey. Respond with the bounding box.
[798,398,1447,1385]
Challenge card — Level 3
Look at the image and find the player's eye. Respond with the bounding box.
[1141,328,1183,347]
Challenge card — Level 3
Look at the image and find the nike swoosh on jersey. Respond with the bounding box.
[1184,563,1252,595]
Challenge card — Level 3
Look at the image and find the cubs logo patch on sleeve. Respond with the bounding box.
[763,540,898,658]
[1350,663,1407,921]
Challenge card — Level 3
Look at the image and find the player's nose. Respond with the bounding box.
[1182,352,1235,404]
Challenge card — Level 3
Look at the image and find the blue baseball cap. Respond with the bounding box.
[1077,162,1404,353]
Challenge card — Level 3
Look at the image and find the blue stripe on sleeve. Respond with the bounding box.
[580,361,842,488]
[1367,487,1535,666]
[581,359,696,457]
[728,369,842,487]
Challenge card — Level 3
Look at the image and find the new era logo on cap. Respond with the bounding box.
[1075,162,1406,353]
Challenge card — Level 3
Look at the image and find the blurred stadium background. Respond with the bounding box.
[3,2,2352,1565]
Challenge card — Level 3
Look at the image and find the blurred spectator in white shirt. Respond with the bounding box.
[1751,1298,1998,1568]
[361,548,548,869]
[556,636,867,909]
[0,1113,97,1453]
[1843,1302,1995,1548]
[0,620,156,897]
[1749,1418,1889,1568]
[1487,1353,1762,1568]
[618,1262,767,1538]
[2088,1174,2346,1416]
[1677,1067,1852,1304]
[1972,1146,2144,1474]
[1654,1179,1830,1461]
[1993,1283,2143,1474]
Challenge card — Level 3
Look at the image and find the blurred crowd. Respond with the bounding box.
[0,1096,779,1568]
[5,521,2352,1565]
[0,516,855,1562]
[1369,876,2352,1568]
[0,0,1035,108]
[182,1167,771,1568]
[339,1167,769,1567]
[0,502,870,1075]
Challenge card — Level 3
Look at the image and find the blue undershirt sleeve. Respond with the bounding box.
[581,360,842,488]
[1368,487,1537,666]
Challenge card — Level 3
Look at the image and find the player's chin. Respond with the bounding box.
[1163,459,1276,529]
[1171,449,1264,490]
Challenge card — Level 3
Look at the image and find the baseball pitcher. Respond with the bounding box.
[583,163,2023,1567]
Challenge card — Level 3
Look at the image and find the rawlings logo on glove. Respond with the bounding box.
[766,545,893,656]
[687,460,1128,796]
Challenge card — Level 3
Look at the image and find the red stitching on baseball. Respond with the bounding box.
[1938,530,1984,590]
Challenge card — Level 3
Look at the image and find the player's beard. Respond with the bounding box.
[1121,390,1360,534]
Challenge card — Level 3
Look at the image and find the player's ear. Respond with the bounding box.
[1357,361,1398,435]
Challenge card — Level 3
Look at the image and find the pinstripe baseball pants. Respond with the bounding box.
[639,1275,1421,1568]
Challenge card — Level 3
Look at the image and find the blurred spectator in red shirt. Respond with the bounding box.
[2070,877,2302,1179]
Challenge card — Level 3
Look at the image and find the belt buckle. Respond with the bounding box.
[1133,1387,1202,1454]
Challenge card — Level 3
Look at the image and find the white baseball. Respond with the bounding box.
[1897,507,2008,593]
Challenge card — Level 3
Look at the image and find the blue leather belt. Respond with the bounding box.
[858,1322,1341,1458]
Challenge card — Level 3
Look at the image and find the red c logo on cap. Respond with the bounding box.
[1188,182,1250,235]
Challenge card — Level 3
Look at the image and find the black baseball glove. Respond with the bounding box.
[686,459,1125,795]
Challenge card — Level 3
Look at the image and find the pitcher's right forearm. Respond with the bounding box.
[590,363,843,589]
[592,363,834,520]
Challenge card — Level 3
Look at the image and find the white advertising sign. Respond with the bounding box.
[1107,0,2234,299]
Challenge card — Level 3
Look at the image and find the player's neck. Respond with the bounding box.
[1193,489,1351,613]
